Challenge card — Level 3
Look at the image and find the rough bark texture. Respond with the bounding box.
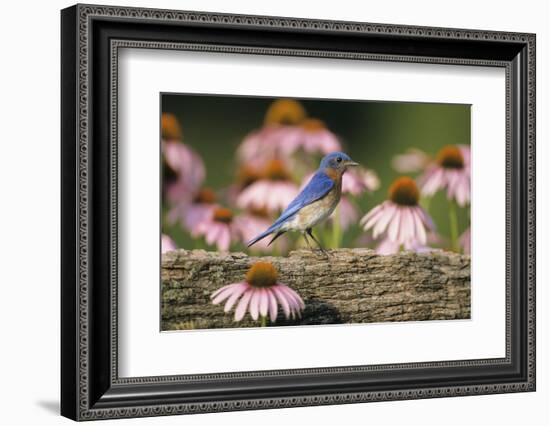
[161,248,470,330]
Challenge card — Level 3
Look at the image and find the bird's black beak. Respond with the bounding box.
[345,160,359,167]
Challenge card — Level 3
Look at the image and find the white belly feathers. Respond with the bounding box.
[281,187,341,232]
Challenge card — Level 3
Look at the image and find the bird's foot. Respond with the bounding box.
[304,229,331,259]
[313,247,330,259]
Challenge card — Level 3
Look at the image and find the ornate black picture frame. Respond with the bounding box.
[61,4,536,421]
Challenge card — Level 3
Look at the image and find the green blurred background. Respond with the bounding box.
[162,94,470,250]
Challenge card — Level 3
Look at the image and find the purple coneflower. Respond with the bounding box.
[161,234,177,254]
[419,145,471,207]
[163,142,206,205]
[360,176,435,254]
[234,208,282,252]
[224,165,264,206]
[300,118,341,154]
[278,118,342,156]
[342,167,380,195]
[168,187,217,232]
[193,206,242,251]
[237,159,299,213]
[391,148,431,173]
[237,99,307,164]
[236,165,263,189]
[264,98,307,127]
[161,113,206,205]
[211,261,304,323]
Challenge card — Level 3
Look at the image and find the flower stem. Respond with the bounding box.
[272,240,281,257]
[421,196,432,213]
[332,205,342,249]
[448,201,459,252]
[260,316,267,327]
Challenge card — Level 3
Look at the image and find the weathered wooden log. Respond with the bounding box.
[161,248,470,330]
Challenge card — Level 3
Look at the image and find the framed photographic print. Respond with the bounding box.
[61,4,536,421]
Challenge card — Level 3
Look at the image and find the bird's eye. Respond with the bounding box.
[336,157,342,163]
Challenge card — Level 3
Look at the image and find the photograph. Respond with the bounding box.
[160,94,472,330]
[58,3,536,420]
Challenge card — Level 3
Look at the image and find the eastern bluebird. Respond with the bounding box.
[247,152,358,254]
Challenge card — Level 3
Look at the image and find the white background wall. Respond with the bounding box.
[0,0,546,424]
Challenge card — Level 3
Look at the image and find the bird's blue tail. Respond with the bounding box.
[247,223,280,247]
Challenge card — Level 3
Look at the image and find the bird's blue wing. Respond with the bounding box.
[246,171,334,246]
[272,171,334,228]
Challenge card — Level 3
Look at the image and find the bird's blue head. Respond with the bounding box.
[319,152,359,175]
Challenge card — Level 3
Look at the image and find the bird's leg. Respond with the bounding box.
[302,232,314,250]
[306,228,330,257]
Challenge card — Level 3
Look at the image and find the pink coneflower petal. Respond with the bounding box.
[421,167,445,195]
[271,286,291,318]
[237,129,263,163]
[360,203,384,227]
[165,179,193,207]
[267,289,279,322]
[401,207,415,243]
[185,204,216,233]
[365,203,390,230]
[460,227,471,255]
[162,142,206,206]
[454,175,470,207]
[376,238,400,255]
[259,289,269,318]
[387,207,402,242]
[249,290,261,320]
[196,220,210,240]
[361,177,436,253]
[419,145,470,206]
[217,227,231,251]
[235,289,253,321]
[275,126,305,155]
[239,125,301,163]
[288,287,306,310]
[276,286,298,311]
[161,234,177,254]
[223,283,249,312]
[278,285,305,316]
[203,224,217,244]
[416,206,435,230]
[204,223,221,246]
[337,197,359,230]
[459,145,471,161]
[392,148,430,173]
[372,203,397,239]
[192,208,243,251]
[308,130,341,153]
[237,180,299,213]
[404,239,433,253]
[210,283,230,300]
[237,126,301,165]
[343,168,380,195]
[211,283,238,304]
[234,214,277,252]
[411,208,427,245]
[166,202,184,225]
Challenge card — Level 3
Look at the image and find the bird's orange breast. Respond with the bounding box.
[324,167,340,182]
